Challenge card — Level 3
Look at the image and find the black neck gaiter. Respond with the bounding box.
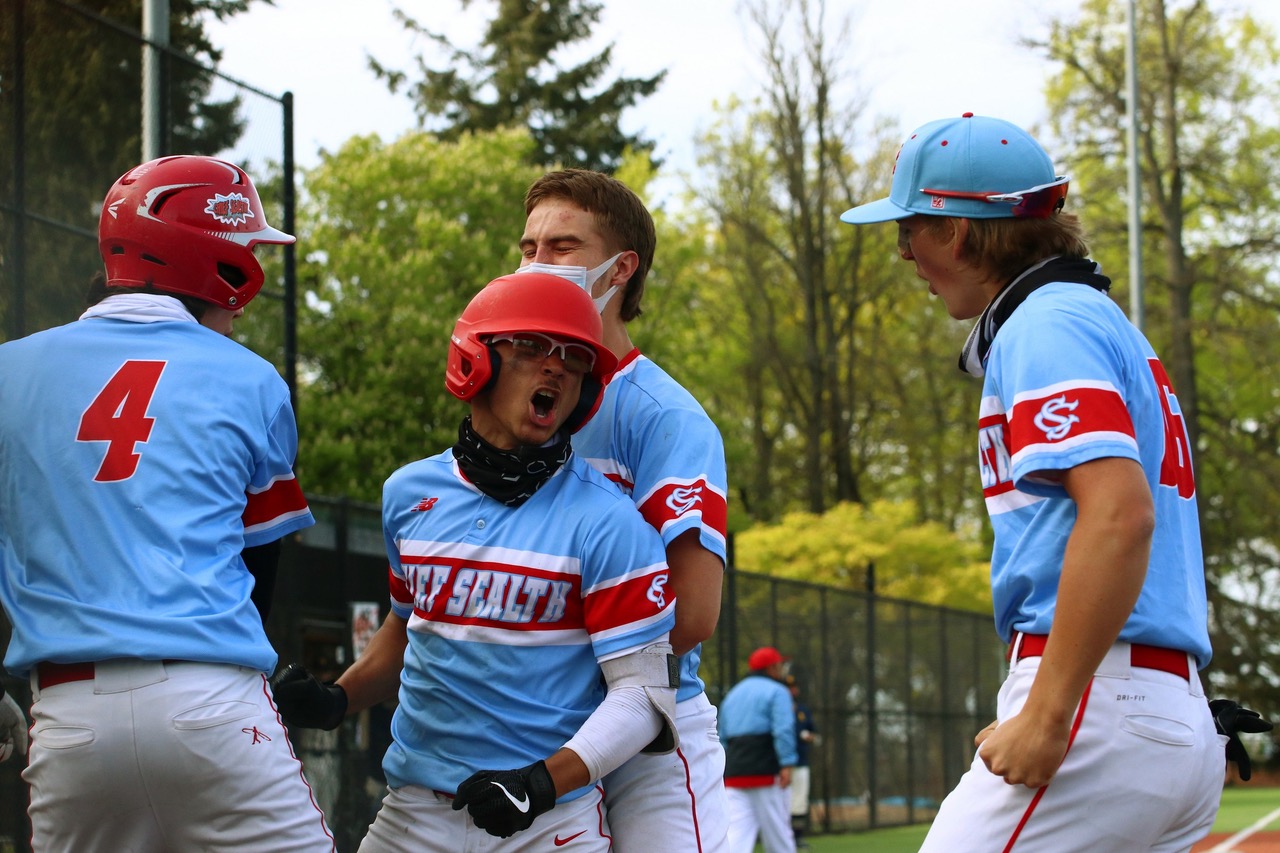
[452,416,571,507]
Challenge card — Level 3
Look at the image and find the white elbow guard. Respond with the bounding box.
[600,642,680,754]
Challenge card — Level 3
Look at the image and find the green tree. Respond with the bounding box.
[1037,0,1280,711]
[688,0,977,528]
[733,500,991,613]
[292,128,543,501]
[0,0,258,339]
[370,0,664,171]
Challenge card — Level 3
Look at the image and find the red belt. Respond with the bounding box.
[35,661,96,689]
[35,660,180,689]
[1010,634,1190,680]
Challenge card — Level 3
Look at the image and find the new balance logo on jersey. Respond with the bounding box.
[665,485,703,517]
[647,574,669,609]
[1033,395,1080,441]
[411,497,438,512]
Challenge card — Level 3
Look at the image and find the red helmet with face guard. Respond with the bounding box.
[98,156,294,309]
[446,273,618,433]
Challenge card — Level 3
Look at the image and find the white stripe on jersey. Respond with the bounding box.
[408,613,587,647]
[243,507,312,537]
[397,538,582,577]
[1011,429,1140,468]
[1009,376,1120,408]
[984,488,1045,516]
[582,561,668,595]
[582,455,634,491]
[246,472,300,494]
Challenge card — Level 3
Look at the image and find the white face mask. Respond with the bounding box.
[514,252,623,313]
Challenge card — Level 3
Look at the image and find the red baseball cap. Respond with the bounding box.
[748,646,789,671]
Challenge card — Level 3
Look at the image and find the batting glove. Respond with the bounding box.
[0,689,28,764]
[451,759,557,838]
[269,663,347,730]
[1209,698,1274,782]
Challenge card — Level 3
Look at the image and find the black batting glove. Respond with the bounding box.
[451,759,557,838]
[269,663,347,730]
[1209,698,1274,782]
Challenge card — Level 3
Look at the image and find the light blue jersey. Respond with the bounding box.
[977,284,1210,667]
[573,350,728,702]
[0,303,312,676]
[380,450,674,802]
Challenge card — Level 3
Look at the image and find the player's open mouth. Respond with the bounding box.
[531,389,558,424]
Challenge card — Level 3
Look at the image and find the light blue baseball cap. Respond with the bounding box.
[840,113,1069,224]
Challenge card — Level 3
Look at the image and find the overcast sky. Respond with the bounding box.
[203,0,1280,201]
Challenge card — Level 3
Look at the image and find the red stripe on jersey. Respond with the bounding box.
[242,476,308,529]
[639,479,727,537]
[1007,386,1134,456]
[604,471,635,492]
[388,566,412,608]
[978,412,1016,498]
[399,555,585,631]
[582,569,672,636]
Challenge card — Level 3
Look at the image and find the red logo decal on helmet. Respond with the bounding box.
[204,192,256,226]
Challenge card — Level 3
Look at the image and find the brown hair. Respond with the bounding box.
[524,169,656,322]
[940,212,1091,283]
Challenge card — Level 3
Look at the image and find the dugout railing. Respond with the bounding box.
[0,495,1001,851]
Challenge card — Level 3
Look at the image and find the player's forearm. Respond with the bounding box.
[1025,459,1153,722]
[666,533,724,655]
[336,611,408,715]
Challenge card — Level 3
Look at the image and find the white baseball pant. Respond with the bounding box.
[726,782,795,853]
[604,691,730,852]
[25,659,333,851]
[920,639,1223,852]
[358,782,611,851]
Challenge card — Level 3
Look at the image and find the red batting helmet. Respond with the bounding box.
[748,646,789,671]
[446,273,618,433]
[98,155,295,309]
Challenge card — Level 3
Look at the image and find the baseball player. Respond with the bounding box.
[841,113,1222,851]
[0,156,333,850]
[516,168,732,851]
[719,647,797,853]
[270,272,680,852]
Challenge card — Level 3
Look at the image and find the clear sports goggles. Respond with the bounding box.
[488,332,597,375]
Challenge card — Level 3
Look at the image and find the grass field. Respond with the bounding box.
[766,785,1280,853]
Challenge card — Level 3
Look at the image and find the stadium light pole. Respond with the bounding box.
[1125,0,1145,332]
[141,0,168,160]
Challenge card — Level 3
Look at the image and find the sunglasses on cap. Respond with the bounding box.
[488,332,597,375]
[919,177,1069,219]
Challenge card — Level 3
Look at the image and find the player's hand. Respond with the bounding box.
[975,719,998,746]
[269,663,347,730]
[0,690,28,764]
[1209,698,1274,781]
[451,760,557,838]
[977,710,1070,789]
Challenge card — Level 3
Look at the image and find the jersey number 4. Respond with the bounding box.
[76,360,166,482]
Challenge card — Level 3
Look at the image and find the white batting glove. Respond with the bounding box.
[0,690,28,763]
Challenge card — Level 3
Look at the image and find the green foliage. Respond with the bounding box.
[734,500,992,613]
[292,128,543,501]
[0,0,256,338]
[370,0,664,172]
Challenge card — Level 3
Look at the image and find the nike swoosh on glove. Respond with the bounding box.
[452,759,557,837]
[0,690,28,764]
